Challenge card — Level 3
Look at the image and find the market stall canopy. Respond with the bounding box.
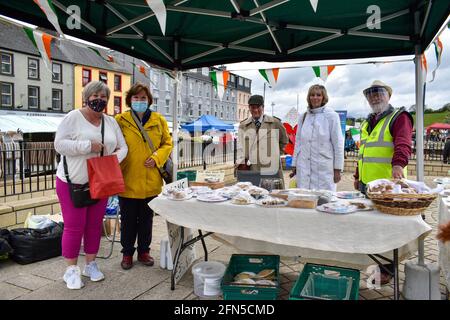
[426,122,450,133]
[0,115,64,133]
[181,115,234,133]
[0,1,448,70]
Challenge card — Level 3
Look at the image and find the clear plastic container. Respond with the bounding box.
[287,193,319,209]
[300,272,353,300]
[192,261,226,298]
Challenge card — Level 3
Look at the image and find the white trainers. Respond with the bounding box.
[82,261,105,282]
[63,265,84,290]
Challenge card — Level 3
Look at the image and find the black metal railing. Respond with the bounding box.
[0,142,57,198]
[344,141,446,161]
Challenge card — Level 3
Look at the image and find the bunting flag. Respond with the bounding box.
[131,62,149,78]
[33,0,64,37]
[312,65,335,82]
[145,0,167,35]
[421,54,428,82]
[430,37,443,82]
[259,68,279,86]
[89,47,117,64]
[23,27,54,72]
[309,0,319,12]
[210,71,229,101]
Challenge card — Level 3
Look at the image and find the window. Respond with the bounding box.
[165,99,170,107]
[206,84,210,97]
[198,83,203,96]
[214,111,217,117]
[239,109,241,119]
[189,108,193,116]
[153,73,159,89]
[52,89,62,111]
[220,112,223,118]
[165,74,170,91]
[0,52,13,75]
[28,86,40,109]
[82,69,91,86]
[114,96,122,115]
[238,77,243,86]
[0,82,13,107]
[114,74,121,91]
[230,74,235,82]
[52,63,62,83]
[245,79,250,87]
[189,81,194,95]
[165,105,170,114]
[99,71,108,84]
[198,108,201,116]
[28,58,39,79]
[206,110,210,115]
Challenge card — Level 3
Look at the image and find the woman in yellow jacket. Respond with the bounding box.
[115,83,172,270]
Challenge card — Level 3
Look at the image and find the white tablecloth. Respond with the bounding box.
[438,195,450,291]
[149,197,432,267]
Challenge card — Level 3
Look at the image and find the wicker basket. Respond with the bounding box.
[367,192,437,216]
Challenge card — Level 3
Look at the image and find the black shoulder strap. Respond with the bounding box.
[100,115,105,157]
[62,156,72,185]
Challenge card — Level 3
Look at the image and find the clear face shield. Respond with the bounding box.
[363,87,390,114]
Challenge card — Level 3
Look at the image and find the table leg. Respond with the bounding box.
[393,249,399,300]
[171,226,185,291]
[199,230,208,261]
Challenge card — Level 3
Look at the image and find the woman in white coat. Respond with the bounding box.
[291,85,344,191]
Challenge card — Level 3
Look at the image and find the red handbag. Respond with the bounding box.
[87,154,125,199]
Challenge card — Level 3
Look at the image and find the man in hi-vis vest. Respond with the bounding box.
[354,80,413,194]
[354,80,413,285]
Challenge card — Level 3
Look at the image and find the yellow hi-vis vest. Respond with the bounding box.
[358,109,408,184]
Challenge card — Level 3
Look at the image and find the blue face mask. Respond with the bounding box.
[131,101,148,113]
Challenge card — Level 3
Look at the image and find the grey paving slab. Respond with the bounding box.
[135,281,193,300]
[0,282,30,300]
[15,280,82,300]
[5,274,54,291]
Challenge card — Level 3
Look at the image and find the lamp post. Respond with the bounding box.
[263,82,272,102]
[271,102,275,117]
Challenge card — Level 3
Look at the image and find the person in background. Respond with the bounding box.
[291,84,344,191]
[354,80,413,285]
[55,81,128,289]
[115,83,173,270]
[443,135,450,164]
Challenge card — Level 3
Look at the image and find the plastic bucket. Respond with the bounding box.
[192,261,226,298]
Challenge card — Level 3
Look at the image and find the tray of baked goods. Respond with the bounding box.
[366,179,441,216]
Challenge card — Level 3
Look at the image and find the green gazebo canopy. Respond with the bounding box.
[0,0,448,70]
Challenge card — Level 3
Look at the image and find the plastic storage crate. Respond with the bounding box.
[289,263,360,300]
[221,254,280,300]
[176,170,197,182]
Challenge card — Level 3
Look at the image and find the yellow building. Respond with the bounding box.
[237,90,251,121]
[74,65,131,115]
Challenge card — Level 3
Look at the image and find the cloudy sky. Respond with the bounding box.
[227,27,450,120]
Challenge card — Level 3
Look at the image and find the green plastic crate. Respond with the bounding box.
[289,263,360,300]
[221,254,280,300]
[176,170,197,182]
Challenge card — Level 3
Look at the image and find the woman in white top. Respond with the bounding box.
[291,85,344,191]
[54,81,128,290]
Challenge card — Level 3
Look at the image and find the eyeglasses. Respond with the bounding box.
[363,87,387,96]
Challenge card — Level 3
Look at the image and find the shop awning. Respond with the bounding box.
[0,115,64,133]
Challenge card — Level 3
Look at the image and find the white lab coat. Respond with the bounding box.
[292,106,344,191]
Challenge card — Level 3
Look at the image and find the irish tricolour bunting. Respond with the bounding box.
[430,37,443,82]
[312,65,335,82]
[210,71,229,101]
[259,68,279,87]
[146,0,167,35]
[24,27,54,72]
[33,0,64,37]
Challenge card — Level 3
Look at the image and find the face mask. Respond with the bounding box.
[131,101,148,113]
[87,98,107,112]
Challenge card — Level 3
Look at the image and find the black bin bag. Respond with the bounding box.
[9,222,63,265]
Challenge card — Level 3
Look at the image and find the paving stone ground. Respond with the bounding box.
[0,172,448,300]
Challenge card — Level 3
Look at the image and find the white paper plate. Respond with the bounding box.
[434,178,450,184]
[316,204,358,214]
[167,193,193,201]
[255,199,287,207]
[335,191,365,199]
[197,195,228,202]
